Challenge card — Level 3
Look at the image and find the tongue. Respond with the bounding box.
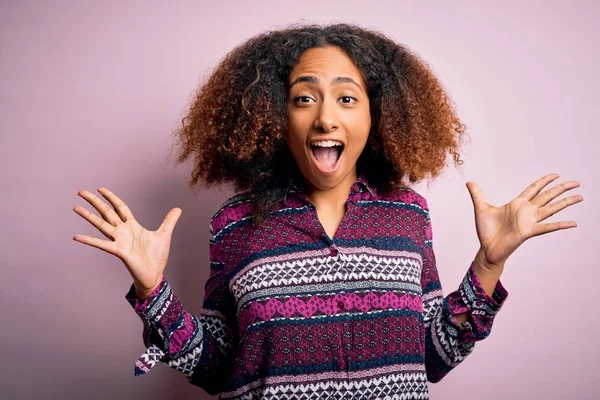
[312,147,339,169]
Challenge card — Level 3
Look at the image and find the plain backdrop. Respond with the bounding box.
[1,1,598,399]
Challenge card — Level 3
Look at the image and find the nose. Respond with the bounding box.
[313,97,338,132]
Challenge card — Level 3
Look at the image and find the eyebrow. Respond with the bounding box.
[289,76,363,91]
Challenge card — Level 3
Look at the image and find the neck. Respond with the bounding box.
[304,169,358,211]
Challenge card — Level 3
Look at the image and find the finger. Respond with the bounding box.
[518,173,560,201]
[532,180,580,208]
[97,187,136,221]
[536,194,583,222]
[157,208,182,237]
[466,181,489,214]
[530,220,578,238]
[73,234,118,256]
[73,205,116,240]
[77,189,123,226]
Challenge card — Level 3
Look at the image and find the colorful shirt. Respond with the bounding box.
[125,174,508,399]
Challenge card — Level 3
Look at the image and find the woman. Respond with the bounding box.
[72,23,583,399]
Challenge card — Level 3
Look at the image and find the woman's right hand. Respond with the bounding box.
[72,187,182,300]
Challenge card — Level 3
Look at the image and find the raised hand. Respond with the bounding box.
[466,173,583,270]
[73,187,182,299]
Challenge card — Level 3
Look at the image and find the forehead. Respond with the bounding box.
[288,46,366,87]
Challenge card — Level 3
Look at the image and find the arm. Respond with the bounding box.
[421,205,508,383]
[454,248,505,326]
[125,221,238,395]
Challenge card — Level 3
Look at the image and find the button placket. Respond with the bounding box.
[340,305,352,372]
[331,292,344,371]
[329,244,339,257]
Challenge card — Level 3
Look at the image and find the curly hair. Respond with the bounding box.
[171,22,469,225]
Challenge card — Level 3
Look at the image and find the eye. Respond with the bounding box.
[293,96,315,104]
[340,96,357,104]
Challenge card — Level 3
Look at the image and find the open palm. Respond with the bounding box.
[466,173,583,268]
[73,187,182,298]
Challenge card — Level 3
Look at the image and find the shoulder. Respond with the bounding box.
[372,185,430,217]
[209,191,255,239]
[380,186,433,241]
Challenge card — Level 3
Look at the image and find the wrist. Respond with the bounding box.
[134,288,152,301]
[134,276,163,301]
[474,248,504,278]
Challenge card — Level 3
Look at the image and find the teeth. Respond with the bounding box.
[311,140,343,147]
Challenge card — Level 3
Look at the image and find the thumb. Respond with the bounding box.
[466,181,487,214]
[158,207,182,237]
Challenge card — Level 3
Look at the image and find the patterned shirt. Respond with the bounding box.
[125,174,508,399]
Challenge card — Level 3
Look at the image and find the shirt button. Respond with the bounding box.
[329,247,338,256]
[338,301,345,310]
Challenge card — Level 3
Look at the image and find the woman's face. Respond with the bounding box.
[285,45,371,193]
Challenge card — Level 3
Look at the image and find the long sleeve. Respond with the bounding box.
[420,204,508,383]
[124,221,238,395]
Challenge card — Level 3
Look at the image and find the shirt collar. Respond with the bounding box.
[353,173,376,197]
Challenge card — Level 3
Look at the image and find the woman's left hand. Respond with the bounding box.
[466,173,583,272]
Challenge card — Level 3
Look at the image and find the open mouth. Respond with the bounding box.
[309,140,344,174]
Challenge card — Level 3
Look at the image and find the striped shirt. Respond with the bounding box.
[125,174,508,399]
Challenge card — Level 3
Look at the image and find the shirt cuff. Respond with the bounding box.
[446,261,509,342]
[125,275,167,315]
[133,343,167,376]
[125,276,184,330]
[125,276,186,375]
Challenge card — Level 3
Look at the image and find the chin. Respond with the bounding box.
[305,166,356,191]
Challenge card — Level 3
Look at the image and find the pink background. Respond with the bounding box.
[2,1,598,399]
